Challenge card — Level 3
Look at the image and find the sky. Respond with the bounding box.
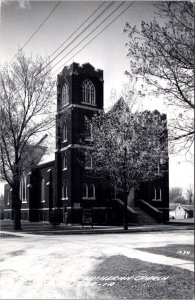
[0,0,194,195]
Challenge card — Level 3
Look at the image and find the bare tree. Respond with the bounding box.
[169,187,187,204]
[0,53,55,230]
[124,1,194,152]
[185,185,194,205]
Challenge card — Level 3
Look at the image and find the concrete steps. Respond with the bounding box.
[134,207,158,225]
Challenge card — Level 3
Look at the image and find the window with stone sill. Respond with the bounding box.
[82,183,96,199]
[41,177,46,203]
[61,82,69,106]
[62,183,68,200]
[153,187,162,201]
[62,154,67,170]
[62,124,67,142]
[82,80,96,105]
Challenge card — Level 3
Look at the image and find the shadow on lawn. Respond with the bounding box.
[90,255,194,299]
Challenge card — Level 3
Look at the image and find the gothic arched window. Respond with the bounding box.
[82,80,96,105]
[62,82,69,106]
[62,124,67,141]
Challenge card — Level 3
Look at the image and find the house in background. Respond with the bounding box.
[3,62,169,225]
[169,203,194,220]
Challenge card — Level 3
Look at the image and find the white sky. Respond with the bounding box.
[0,0,194,195]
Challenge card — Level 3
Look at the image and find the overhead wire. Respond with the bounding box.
[8,1,61,65]
[50,1,126,75]
[42,1,116,74]
[6,1,114,96]
[48,1,106,60]
[6,1,136,107]
[49,1,135,105]
[52,1,135,76]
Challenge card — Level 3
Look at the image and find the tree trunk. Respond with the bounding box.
[12,174,22,231]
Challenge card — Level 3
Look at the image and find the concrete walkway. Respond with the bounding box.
[0,230,193,299]
[0,222,194,235]
[102,246,194,272]
[1,229,194,272]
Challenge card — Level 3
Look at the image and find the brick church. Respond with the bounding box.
[3,62,169,225]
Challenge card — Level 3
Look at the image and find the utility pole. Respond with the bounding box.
[123,146,128,230]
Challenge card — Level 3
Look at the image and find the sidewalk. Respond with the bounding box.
[0,221,194,236]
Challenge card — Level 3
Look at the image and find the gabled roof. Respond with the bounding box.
[37,153,55,166]
[106,97,129,116]
[169,203,194,211]
[21,144,47,171]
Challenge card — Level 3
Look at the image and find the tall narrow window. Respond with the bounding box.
[62,82,69,106]
[41,177,45,203]
[82,80,96,105]
[89,184,96,199]
[153,187,162,201]
[85,122,93,141]
[7,190,10,205]
[83,183,88,198]
[62,154,67,170]
[62,124,67,142]
[85,152,93,169]
[62,182,68,199]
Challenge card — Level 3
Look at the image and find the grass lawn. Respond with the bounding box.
[136,244,194,261]
[90,255,194,299]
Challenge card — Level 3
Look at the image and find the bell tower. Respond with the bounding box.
[55,62,104,222]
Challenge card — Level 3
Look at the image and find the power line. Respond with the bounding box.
[10,1,114,93]
[49,1,106,60]
[53,1,135,76]
[45,1,135,103]
[6,1,135,104]
[8,1,61,65]
[50,1,126,74]
[44,2,115,73]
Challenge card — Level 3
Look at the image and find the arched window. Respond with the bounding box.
[89,184,96,199]
[20,176,27,203]
[41,177,45,203]
[62,154,67,170]
[85,152,93,169]
[83,183,88,198]
[82,80,96,105]
[62,82,69,106]
[85,122,93,141]
[62,182,68,199]
[62,124,67,142]
[7,189,11,205]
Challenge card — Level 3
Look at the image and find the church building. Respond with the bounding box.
[3,62,169,225]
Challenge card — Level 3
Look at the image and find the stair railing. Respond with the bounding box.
[113,198,139,223]
[137,199,163,222]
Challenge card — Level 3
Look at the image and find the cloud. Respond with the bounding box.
[17,0,30,9]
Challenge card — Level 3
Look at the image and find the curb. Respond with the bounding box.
[1,225,193,236]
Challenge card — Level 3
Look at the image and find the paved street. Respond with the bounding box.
[0,230,194,299]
